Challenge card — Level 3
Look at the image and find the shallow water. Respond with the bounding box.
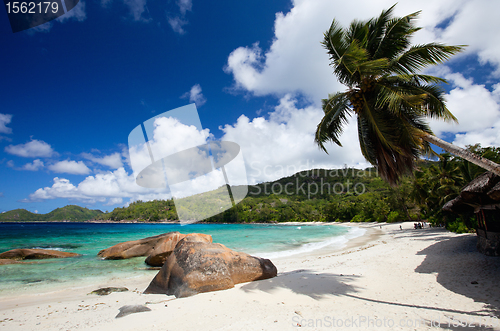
[0,222,363,295]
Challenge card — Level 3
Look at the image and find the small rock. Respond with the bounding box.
[115,305,151,318]
[471,281,478,285]
[89,287,128,296]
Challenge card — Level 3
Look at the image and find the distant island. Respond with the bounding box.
[0,205,103,222]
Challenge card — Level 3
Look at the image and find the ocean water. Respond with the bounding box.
[0,222,364,295]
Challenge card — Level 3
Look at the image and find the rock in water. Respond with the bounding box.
[89,287,129,296]
[97,232,212,266]
[0,259,29,265]
[144,235,277,298]
[115,305,151,318]
[0,249,81,260]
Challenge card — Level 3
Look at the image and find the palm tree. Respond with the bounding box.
[315,5,500,185]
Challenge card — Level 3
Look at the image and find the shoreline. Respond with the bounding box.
[2,222,500,330]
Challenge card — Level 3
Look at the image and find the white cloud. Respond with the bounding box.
[221,94,368,184]
[167,0,192,34]
[48,160,91,175]
[124,0,150,22]
[177,0,192,16]
[181,84,206,107]
[29,177,81,201]
[428,68,500,147]
[0,114,12,134]
[82,152,123,169]
[28,168,170,204]
[5,139,56,158]
[58,1,87,23]
[22,159,44,171]
[436,0,500,75]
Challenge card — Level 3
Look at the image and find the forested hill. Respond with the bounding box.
[96,166,417,223]
[0,205,103,222]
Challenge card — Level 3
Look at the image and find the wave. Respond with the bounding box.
[256,226,366,259]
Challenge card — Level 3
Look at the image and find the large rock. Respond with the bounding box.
[97,232,212,267]
[0,249,81,260]
[144,235,277,298]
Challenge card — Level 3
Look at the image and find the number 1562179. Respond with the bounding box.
[5,2,59,14]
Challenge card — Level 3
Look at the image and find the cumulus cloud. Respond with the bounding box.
[224,0,497,104]
[22,159,44,171]
[5,139,56,158]
[48,160,91,175]
[225,0,500,150]
[221,94,368,184]
[436,0,500,76]
[181,84,206,107]
[82,152,123,169]
[0,114,13,134]
[423,65,500,147]
[429,68,500,147]
[27,168,170,204]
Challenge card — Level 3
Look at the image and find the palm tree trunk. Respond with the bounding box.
[423,134,500,176]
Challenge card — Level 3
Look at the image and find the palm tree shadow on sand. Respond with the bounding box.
[239,269,360,300]
[415,234,500,320]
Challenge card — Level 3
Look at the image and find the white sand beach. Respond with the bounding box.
[1,222,500,330]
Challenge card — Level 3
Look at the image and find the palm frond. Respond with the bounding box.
[416,84,458,122]
[391,43,465,75]
[321,19,347,63]
[366,4,396,56]
[315,92,352,152]
[373,11,421,60]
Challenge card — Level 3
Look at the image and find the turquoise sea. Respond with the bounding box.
[0,222,364,295]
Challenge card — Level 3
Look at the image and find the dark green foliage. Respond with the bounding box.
[205,166,417,223]
[409,145,500,233]
[0,205,103,222]
[97,199,178,222]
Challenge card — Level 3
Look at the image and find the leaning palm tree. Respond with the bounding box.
[315,5,500,185]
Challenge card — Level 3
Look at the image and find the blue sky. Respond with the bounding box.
[1,0,499,214]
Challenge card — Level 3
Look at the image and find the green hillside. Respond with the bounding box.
[0,209,45,222]
[96,166,417,224]
[0,205,103,222]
